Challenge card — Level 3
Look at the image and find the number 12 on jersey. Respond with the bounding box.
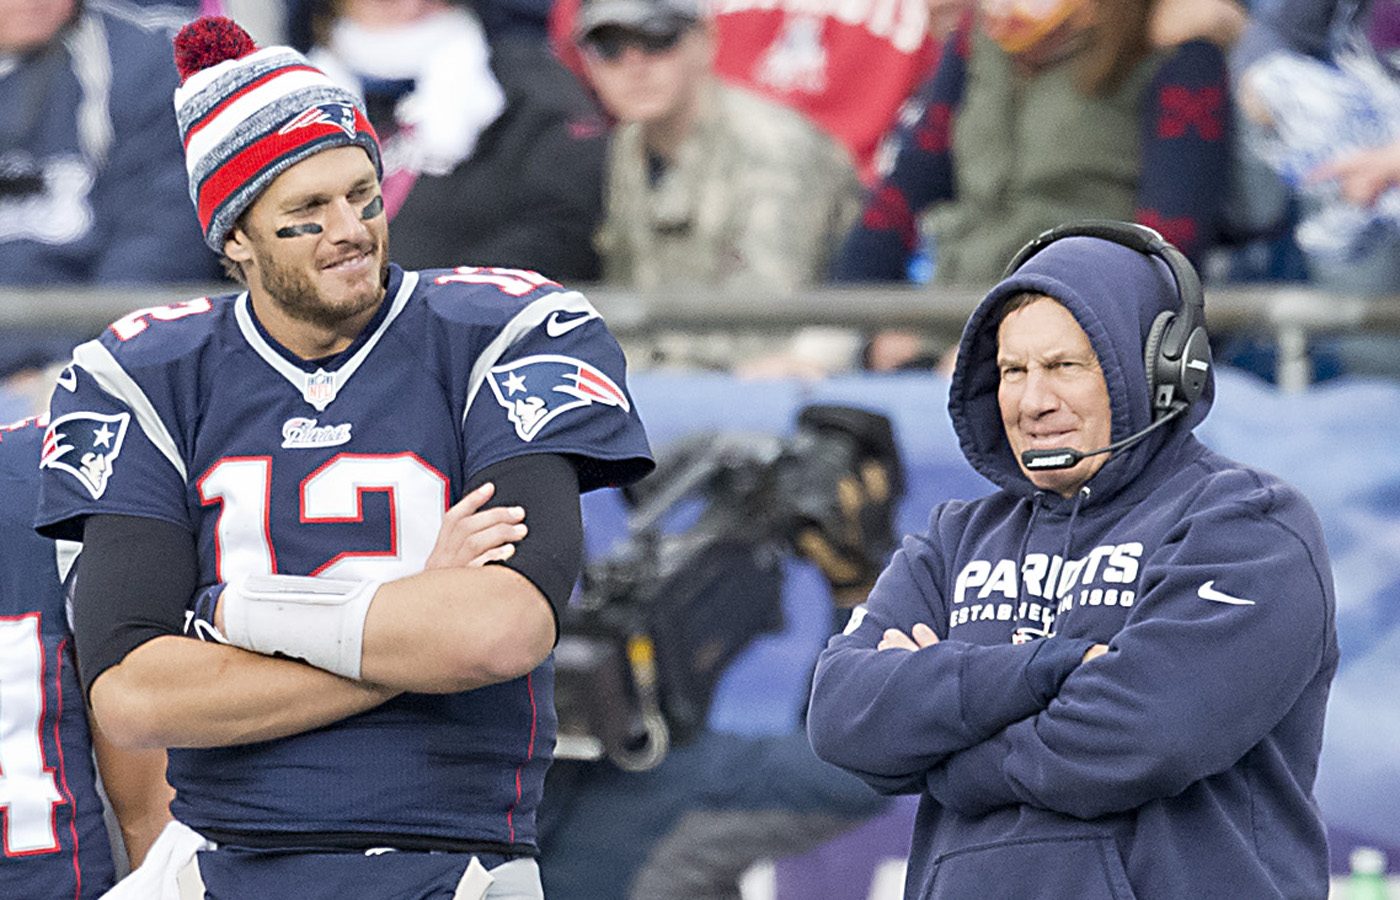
[199,453,449,582]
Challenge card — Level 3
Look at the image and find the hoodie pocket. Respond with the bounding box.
[921,835,1137,900]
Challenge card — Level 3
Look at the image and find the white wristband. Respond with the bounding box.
[220,574,381,679]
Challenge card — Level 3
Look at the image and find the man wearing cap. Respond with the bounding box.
[577,0,862,302]
[35,16,652,900]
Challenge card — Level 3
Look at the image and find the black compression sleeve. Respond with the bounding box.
[72,515,199,696]
[465,454,583,632]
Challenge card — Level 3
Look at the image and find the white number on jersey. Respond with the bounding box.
[0,615,63,856]
[109,298,214,342]
[433,266,558,297]
[199,453,449,581]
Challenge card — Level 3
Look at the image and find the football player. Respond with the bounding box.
[36,15,652,900]
[0,413,173,899]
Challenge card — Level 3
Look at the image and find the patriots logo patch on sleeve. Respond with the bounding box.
[487,354,629,442]
[40,411,131,499]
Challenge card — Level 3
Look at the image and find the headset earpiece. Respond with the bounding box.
[1143,310,1174,412]
[1146,307,1212,413]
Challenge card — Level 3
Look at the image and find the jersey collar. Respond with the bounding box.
[235,264,419,412]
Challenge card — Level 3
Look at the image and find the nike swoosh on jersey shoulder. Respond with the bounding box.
[545,309,599,337]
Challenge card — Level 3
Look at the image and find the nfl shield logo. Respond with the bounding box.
[303,369,338,411]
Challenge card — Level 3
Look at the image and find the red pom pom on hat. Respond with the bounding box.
[173,16,259,83]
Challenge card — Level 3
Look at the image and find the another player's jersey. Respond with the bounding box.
[35,264,653,852]
[0,419,116,899]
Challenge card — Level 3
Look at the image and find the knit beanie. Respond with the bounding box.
[172,17,382,252]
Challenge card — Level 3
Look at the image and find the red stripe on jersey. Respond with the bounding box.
[54,639,82,900]
[576,368,623,405]
[506,672,539,844]
[574,381,612,402]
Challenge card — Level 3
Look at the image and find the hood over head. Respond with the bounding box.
[947,233,1215,502]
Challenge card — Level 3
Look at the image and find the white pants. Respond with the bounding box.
[102,821,545,900]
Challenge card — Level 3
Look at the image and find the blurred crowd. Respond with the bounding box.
[5,0,1400,392]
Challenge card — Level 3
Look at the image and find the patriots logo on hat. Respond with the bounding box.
[487,354,629,442]
[278,102,357,138]
[40,411,131,499]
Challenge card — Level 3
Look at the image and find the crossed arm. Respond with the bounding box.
[86,477,559,750]
[807,543,1101,791]
[809,502,1332,818]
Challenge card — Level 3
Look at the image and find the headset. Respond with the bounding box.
[1002,220,1213,471]
[1002,219,1212,420]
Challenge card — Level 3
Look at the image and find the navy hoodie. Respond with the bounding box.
[808,236,1338,899]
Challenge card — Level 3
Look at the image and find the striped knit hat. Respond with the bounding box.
[172,17,382,251]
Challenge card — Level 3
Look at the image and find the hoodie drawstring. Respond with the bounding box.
[1045,486,1092,634]
[1061,486,1089,571]
[1012,487,1089,642]
[1011,493,1046,642]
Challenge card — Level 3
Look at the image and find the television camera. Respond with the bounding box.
[554,403,904,771]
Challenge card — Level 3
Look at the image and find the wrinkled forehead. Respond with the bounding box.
[994,295,1100,362]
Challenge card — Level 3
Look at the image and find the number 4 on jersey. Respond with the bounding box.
[0,615,63,856]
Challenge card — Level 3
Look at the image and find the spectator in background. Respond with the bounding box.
[0,0,217,284]
[305,0,609,281]
[553,0,951,183]
[579,0,862,297]
[706,0,959,183]
[1235,0,1400,296]
[1227,0,1400,382]
[833,0,1245,288]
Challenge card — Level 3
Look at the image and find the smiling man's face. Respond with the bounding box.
[996,295,1112,497]
[223,146,389,355]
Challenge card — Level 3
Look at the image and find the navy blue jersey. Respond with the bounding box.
[0,418,116,899]
[35,265,652,851]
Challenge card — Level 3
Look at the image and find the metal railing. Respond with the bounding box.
[5,282,1398,392]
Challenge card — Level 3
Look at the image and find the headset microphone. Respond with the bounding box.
[1020,403,1187,471]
